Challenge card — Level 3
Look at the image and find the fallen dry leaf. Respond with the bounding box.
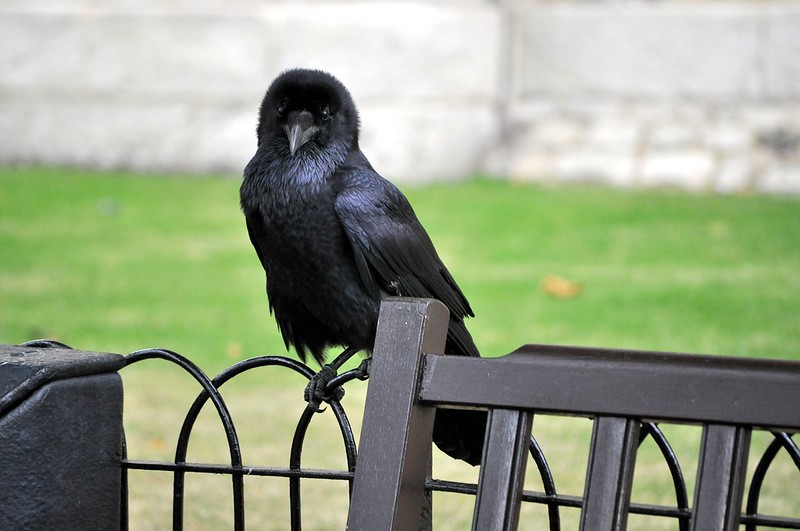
[147,438,167,451]
[225,342,243,358]
[541,274,583,299]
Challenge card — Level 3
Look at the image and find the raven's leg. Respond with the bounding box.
[304,346,360,412]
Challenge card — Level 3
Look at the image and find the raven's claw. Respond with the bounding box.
[354,357,371,380]
[304,364,345,413]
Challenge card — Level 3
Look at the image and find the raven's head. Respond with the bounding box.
[256,69,360,156]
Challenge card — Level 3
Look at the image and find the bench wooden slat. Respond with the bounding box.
[347,298,449,531]
[419,346,800,430]
[690,424,751,531]
[347,299,800,530]
[580,416,640,531]
[472,408,532,531]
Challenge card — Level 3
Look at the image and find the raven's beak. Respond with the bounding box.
[284,111,318,156]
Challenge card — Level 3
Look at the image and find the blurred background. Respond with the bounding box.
[2,2,800,528]
[1,0,799,192]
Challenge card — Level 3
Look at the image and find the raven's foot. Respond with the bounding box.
[304,364,345,413]
[353,357,371,381]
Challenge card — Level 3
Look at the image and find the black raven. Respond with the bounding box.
[240,68,486,465]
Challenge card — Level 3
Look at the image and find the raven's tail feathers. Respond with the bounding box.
[432,322,486,465]
[432,408,487,467]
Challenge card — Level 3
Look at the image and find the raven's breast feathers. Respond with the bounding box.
[240,68,486,464]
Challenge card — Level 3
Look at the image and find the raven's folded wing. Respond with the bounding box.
[333,165,479,357]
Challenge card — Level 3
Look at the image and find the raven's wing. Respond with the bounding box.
[333,162,479,357]
[244,215,268,273]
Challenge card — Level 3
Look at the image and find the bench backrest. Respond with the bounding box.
[347,298,800,531]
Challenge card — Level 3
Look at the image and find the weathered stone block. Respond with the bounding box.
[641,149,716,191]
[648,125,701,149]
[555,148,637,187]
[517,4,762,98]
[522,118,584,149]
[755,127,800,159]
[764,6,800,98]
[714,155,754,194]
[84,13,273,98]
[705,123,752,152]
[760,165,800,194]
[584,119,641,151]
[261,2,501,101]
[190,106,259,174]
[506,149,557,182]
[0,13,84,91]
[360,103,498,182]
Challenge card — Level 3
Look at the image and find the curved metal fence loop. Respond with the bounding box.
[775,432,800,468]
[123,348,246,531]
[289,406,317,531]
[172,355,317,531]
[528,431,562,531]
[173,355,318,471]
[638,422,690,530]
[310,365,363,476]
[120,349,364,531]
[745,433,800,531]
[123,352,362,531]
[287,366,362,531]
[123,349,243,464]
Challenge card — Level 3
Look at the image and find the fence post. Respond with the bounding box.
[0,343,125,530]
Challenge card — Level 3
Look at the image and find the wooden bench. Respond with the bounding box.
[347,298,800,530]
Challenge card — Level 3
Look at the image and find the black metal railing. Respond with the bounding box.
[17,340,800,530]
[120,349,363,531]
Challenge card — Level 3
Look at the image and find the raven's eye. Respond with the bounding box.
[276,99,288,118]
[319,105,331,122]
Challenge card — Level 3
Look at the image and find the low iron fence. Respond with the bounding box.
[3,339,799,530]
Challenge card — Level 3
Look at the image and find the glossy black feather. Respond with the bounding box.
[240,69,486,464]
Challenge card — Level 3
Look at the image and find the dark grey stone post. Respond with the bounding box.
[0,343,125,530]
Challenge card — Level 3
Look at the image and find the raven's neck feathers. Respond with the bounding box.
[242,137,352,209]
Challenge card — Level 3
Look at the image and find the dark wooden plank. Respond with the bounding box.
[347,298,449,531]
[472,408,533,531]
[580,416,640,531]
[690,424,751,531]
[419,346,800,430]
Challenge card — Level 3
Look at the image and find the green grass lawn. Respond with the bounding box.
[2,166,799,365]
[2,166,799,529]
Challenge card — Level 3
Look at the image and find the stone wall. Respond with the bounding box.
[487,2,800,194]
[1,0,799,193]
[488,98,800,194]
[0,0,501,183]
